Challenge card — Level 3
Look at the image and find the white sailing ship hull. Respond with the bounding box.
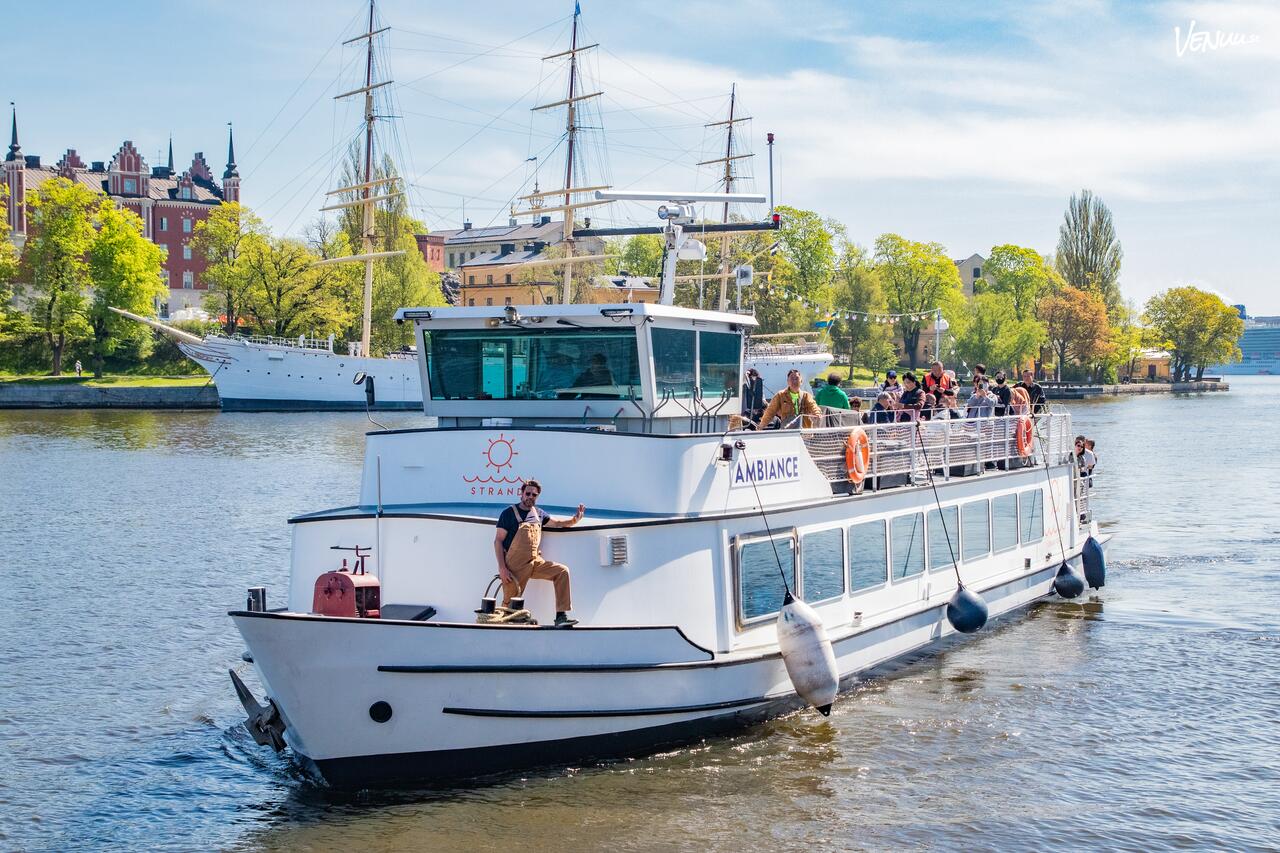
[180,337,422,411]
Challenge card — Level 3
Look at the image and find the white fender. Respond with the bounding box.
[776,593,839,715]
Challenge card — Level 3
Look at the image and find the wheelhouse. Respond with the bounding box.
[395,303,755,432]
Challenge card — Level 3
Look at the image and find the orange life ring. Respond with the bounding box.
[845,428,871,484]
[1016,416,1034,457]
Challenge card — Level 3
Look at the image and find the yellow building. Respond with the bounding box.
[1128,349,1171,381]
[459,265,659,307]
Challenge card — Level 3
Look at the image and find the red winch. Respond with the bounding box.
[313,545,380,618]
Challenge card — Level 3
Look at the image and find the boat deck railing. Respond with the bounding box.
[778,413,1073,491]
[746,342,830,357]
[221,333,337,352]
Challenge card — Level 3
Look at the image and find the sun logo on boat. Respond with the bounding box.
[482,434,518,474]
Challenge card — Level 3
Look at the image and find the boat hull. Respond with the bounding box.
[232,554,1076,787]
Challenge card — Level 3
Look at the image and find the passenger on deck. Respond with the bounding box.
[1016,369,1047,414]
[897,373,924,421]
[573,353,615,388]
[992,370,1012,416]
[850,397,865,422]
[758,369,823,429]
[868,392,896,424]
[1075,436,1097,488]
[494,479,584,627]
[966,381,995,417]
[815,373,851,409]
[920,393,937,420]
[881,370,902,397]
[923,361,952,396]
[741,367,766,426]
[936,388,962,419]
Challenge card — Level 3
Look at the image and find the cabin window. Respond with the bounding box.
[1020,489,1044,543]
[961,500,991,561]
[927,506,959,572]
[992,494,1019,551]
[652,327,696,398]
[891,512,925,579]
[423,327,642,401]
[698,331,742,397]
[848,519,888,592]
[736,533,795,626]
[801,528,844,603]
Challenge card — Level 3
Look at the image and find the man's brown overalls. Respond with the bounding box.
[502,506,572,612]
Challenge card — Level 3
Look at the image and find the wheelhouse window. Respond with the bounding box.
[927,506,959,572]
[423,327,642,401]
[801,528,844,603]
[652,327,696,398]
[849,520,888,592]
[737,533,795,626]
[993,494,1019,551]
[699,331,742,399]
[1020,489,1044,543]
[891,512,925,579]
[961,500,991,562]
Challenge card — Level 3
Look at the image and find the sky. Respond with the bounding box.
[7,0,1279,312]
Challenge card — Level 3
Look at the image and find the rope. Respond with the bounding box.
[1031,417,1070,566]
[911,421,964,588]
[735,443,793,598]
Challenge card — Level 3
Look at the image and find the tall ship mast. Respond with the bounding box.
[315,0,406,357]
[510,2,612,304]
[698,84,753,312]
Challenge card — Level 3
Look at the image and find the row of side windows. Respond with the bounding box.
[735,488,1045,625]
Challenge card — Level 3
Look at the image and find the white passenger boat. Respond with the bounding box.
[228,192,1109,787]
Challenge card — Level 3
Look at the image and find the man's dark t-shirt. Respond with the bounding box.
[992,382,1012,416]
[496,504,550,552]
[1016,381,1046,413]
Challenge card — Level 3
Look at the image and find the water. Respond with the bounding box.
[2,381,1278,851]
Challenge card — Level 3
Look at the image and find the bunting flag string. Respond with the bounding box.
[761,283,941,325]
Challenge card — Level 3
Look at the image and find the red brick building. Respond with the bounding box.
[4,108,240,317]
[414,232,445,273]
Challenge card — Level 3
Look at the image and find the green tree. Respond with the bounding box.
[1143,286,1244,381]
[0,184,20,316]
[85,204,166,378]
[1055,189,1123,316]
[608,234,663,278]
[192,202,265,335]
[20,177,102,374]
[951,291,1045,374]
[241,236,349,339]
[873,233,965,367]
[1037,285,1110,381]
[985,244,1060,320]
[830,242,895,372]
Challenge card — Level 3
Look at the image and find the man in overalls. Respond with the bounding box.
[493,479,585,627]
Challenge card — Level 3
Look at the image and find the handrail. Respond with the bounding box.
[736,413,1074,491]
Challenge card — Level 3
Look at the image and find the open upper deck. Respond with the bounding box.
[348,413,1075,521]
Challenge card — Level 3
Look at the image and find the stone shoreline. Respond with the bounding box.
[0,383,220,409]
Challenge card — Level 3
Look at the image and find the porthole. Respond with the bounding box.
[369,701,392,723]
